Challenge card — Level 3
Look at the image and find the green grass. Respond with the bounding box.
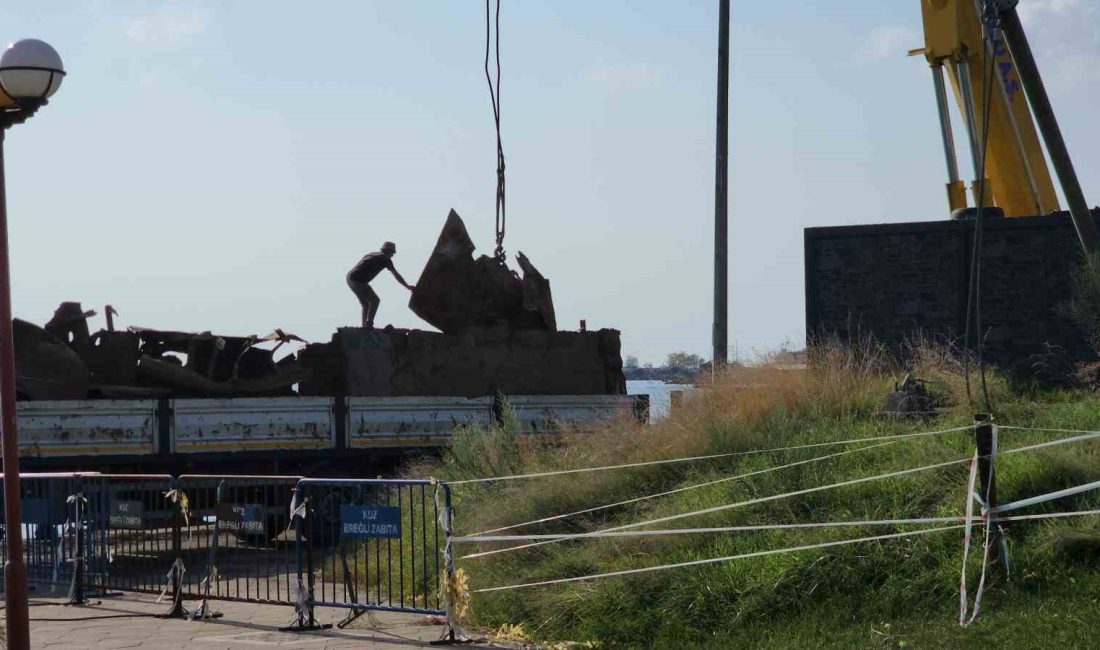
[412,349,1100,649]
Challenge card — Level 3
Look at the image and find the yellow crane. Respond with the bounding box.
[913,0,1097,253]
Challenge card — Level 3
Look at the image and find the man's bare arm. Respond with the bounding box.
[390,267,415,291]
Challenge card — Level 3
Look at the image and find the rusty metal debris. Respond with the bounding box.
[14,318,88,400]
[15,213,624,401]
[409,210,556,333]
[14,302,310,400]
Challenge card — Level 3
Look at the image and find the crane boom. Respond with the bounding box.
[917,0,1060,217]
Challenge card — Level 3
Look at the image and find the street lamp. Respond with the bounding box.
[0,38,65,650]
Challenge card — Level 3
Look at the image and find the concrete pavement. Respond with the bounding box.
[17,594,497,649]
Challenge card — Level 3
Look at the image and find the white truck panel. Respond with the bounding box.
[171,397,335,454]
[504,395,635,434]
[17,400,157,457]
[348,397,493,448]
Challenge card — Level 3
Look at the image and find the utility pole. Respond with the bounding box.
[713,0,730,366]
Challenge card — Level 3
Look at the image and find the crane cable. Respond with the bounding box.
[485,0,507,263]
[963,2,1001,413]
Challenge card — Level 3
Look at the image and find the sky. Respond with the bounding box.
[1,1,1098,365]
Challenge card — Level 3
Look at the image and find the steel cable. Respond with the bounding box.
[485,0,506,262]
[964,7,1001,412]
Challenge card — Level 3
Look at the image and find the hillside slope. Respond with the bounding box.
[424,348,1100,648]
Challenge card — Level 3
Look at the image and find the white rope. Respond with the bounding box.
[467,440,901,537]
[464,510,1100,598]
[1001,430,1100,456]
[456,508,1100,544]
[1001,508,1100,522]
[462,454,973,559]
[447,425,975,486]
[455,515,966,542]
[470,525,964,593]
[459,512,1100,549]
[999,425,1100,435]
[989,478,1100,515]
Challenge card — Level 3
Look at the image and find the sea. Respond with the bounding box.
[626,380,695,421]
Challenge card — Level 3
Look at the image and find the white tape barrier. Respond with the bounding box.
[462,455,974,559]
[958,452,981,625]
[470,525,965,594]
[468,440,901,537]
[447,425,976,486]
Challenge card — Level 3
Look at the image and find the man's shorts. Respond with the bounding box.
[347,276,379,305]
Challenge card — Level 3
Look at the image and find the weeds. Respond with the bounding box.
[417,344,1100,648]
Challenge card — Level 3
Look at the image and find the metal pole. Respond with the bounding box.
[712,0,730,366]
[0,129,31,650]
[973,413,1001,561]
[955,61,984,186]
[999,7,1097,255]
[933,65,962,186]
[932,64,967,213]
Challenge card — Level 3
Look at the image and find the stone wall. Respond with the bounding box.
[804,212,1100,367]
[300,327,626,398]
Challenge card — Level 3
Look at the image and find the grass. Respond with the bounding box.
[410,343,1100,648]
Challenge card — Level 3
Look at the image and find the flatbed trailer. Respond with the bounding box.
[16,394,645,474]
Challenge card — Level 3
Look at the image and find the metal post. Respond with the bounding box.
[955,61,983,188]
[68,490,86,606]
[999,7,1097,255]
[162,480,187,619]
[712,0,730,367]
[283,486,323,631]
[442,485,458,643]
[974,413,1000,558]
[293,490,306,624]
[0,129,31,650]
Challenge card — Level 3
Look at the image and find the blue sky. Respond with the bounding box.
[1,1,1098,364]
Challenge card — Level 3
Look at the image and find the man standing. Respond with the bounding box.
[347,241,414,328]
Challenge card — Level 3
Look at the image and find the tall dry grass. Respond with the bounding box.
[407,341,1100,647]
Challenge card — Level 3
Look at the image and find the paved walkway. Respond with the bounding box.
[17,594,498,649]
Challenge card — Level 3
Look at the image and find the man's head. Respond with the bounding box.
[381,241,397,257]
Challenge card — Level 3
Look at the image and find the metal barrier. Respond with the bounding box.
[175,475,302,608]
[0,473,107,601]
[1,473,457,633]
[99,475,177,596]
[295,479,453,625]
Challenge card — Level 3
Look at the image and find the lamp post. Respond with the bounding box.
[0,38,65,650]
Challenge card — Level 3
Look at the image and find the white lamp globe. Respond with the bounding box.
[0,39,65,101]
